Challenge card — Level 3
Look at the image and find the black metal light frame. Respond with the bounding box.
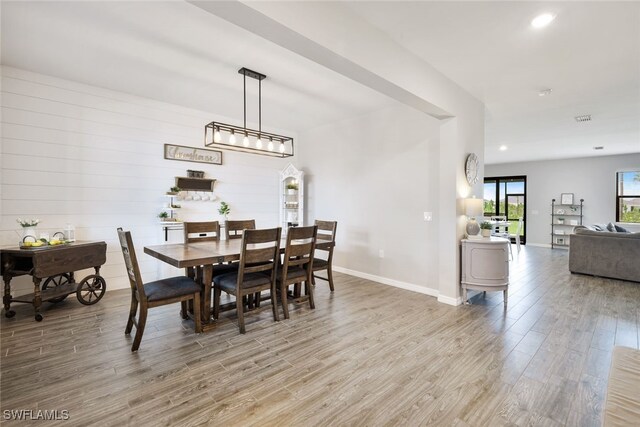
[204,67,294,158]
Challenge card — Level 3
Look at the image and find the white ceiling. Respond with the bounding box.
[0,1,394,133]
[2,1,639,164]
[346,1,640,164]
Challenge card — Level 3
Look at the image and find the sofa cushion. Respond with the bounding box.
[615,224,630,233]
[606,222,618,232]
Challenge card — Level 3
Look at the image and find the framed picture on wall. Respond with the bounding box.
[560,193,574,205]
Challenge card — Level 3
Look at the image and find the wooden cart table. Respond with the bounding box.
[1,241,107,321]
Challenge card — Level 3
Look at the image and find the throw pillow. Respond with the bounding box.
[614,224,629,233]
[593,224,606,231]
[606,222,617,232]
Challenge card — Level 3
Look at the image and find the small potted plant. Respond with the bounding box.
[286,182,298,195]
[557,217,565,224]
[167,186,181,196]
[158,211,170,221]
[218,201,230,222]
[480,221,493,237]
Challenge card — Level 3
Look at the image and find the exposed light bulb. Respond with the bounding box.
[229,130,236,145]
[213,127,221,143]
[531,13,555,29]
[279,140,285,153]
[256,136,262,149]
[267,137,274,151]
[243,133,249,147]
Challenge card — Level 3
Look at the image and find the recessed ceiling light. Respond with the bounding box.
[499,145,508,151]
[538,89,553,97]
[531,13,556,29]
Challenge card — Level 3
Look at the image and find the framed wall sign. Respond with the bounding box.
[164,144,222,165]
[560,193,574,205]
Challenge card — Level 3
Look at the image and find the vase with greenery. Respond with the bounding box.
[557,217,565,224]
[480,221,493,237]
[286,182,298,195]
[17,218,40,240]
[218,201,230,222]
[158,211,169,221]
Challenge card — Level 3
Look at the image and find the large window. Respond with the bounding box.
[617,171,640,223]
[484,176,527,243]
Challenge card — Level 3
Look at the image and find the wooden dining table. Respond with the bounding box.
[144,238,333,326]
[145,240,243,324]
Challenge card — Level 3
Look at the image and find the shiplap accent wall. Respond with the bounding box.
[1,66,294,295]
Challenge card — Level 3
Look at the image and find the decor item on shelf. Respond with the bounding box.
[218,201,231,221]
[286,182,298,194]
[465,153,479,185]
[158,211,169,220]
[558,217,565,224]
[465,197,484,239]
[480,221,492,237]
[186,169,205,178]
[17,218,40,241]
[204,67,294,158]
[556,208,565,215]
[561,193,574,205]
[167,186,181,195]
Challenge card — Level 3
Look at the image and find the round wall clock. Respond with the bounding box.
[465,153,479,185]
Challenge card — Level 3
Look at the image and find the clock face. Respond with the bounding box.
[465,153,479,185]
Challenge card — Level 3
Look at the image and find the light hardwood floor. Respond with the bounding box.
[1,246,639,426]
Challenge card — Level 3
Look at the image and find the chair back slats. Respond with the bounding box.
[282,226,317,283]
[226,219,256,240]
[117,228,146,299]
[314,220,337,252]
[184,221,220,243]
[237,228,282,288]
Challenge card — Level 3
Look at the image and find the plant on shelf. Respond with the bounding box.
[158,211,169,220]
[286,182,298,191]
[218,201,230,221]
[480,221,493,237]
[557,217,565,224]
[167,186,181,195]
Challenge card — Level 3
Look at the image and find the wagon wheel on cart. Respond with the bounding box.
[76,275,106,305]
[42,273,72,303]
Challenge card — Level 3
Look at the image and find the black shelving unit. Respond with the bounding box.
[551,198,584,249]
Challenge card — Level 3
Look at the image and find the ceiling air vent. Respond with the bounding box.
[593,146,604,150]
[575,114,592,123]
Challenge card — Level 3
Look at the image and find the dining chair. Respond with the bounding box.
[225,219,256,240]
[311,220,337,292]
[212,227,282,334]
[117,228,202,352]
[492,223,514,260]
[278,225,317,319]
[510,218,524,253]
[183,221,236,275]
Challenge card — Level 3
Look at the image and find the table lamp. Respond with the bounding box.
[465,197,484,239]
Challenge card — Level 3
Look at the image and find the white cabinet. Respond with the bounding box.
[461,237,510,306]
[279,163,304,229]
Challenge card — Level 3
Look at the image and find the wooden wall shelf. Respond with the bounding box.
[175,177,216,192]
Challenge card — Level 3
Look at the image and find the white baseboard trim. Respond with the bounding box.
[437,295,464,306]
[526,243,552,248]
[332,266,440,299]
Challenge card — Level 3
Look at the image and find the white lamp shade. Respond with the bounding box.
[465,198,484,217]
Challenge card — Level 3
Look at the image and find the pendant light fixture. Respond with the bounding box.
[204,67,294,158]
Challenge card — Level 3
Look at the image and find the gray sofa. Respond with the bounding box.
[569,228,640,282]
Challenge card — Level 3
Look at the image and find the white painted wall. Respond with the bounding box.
[299,103,441,294]
[0,66,293,295]
[486,153,640,246]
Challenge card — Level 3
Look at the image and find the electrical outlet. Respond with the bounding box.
[424,212,433,221]
[378,249,385,258]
